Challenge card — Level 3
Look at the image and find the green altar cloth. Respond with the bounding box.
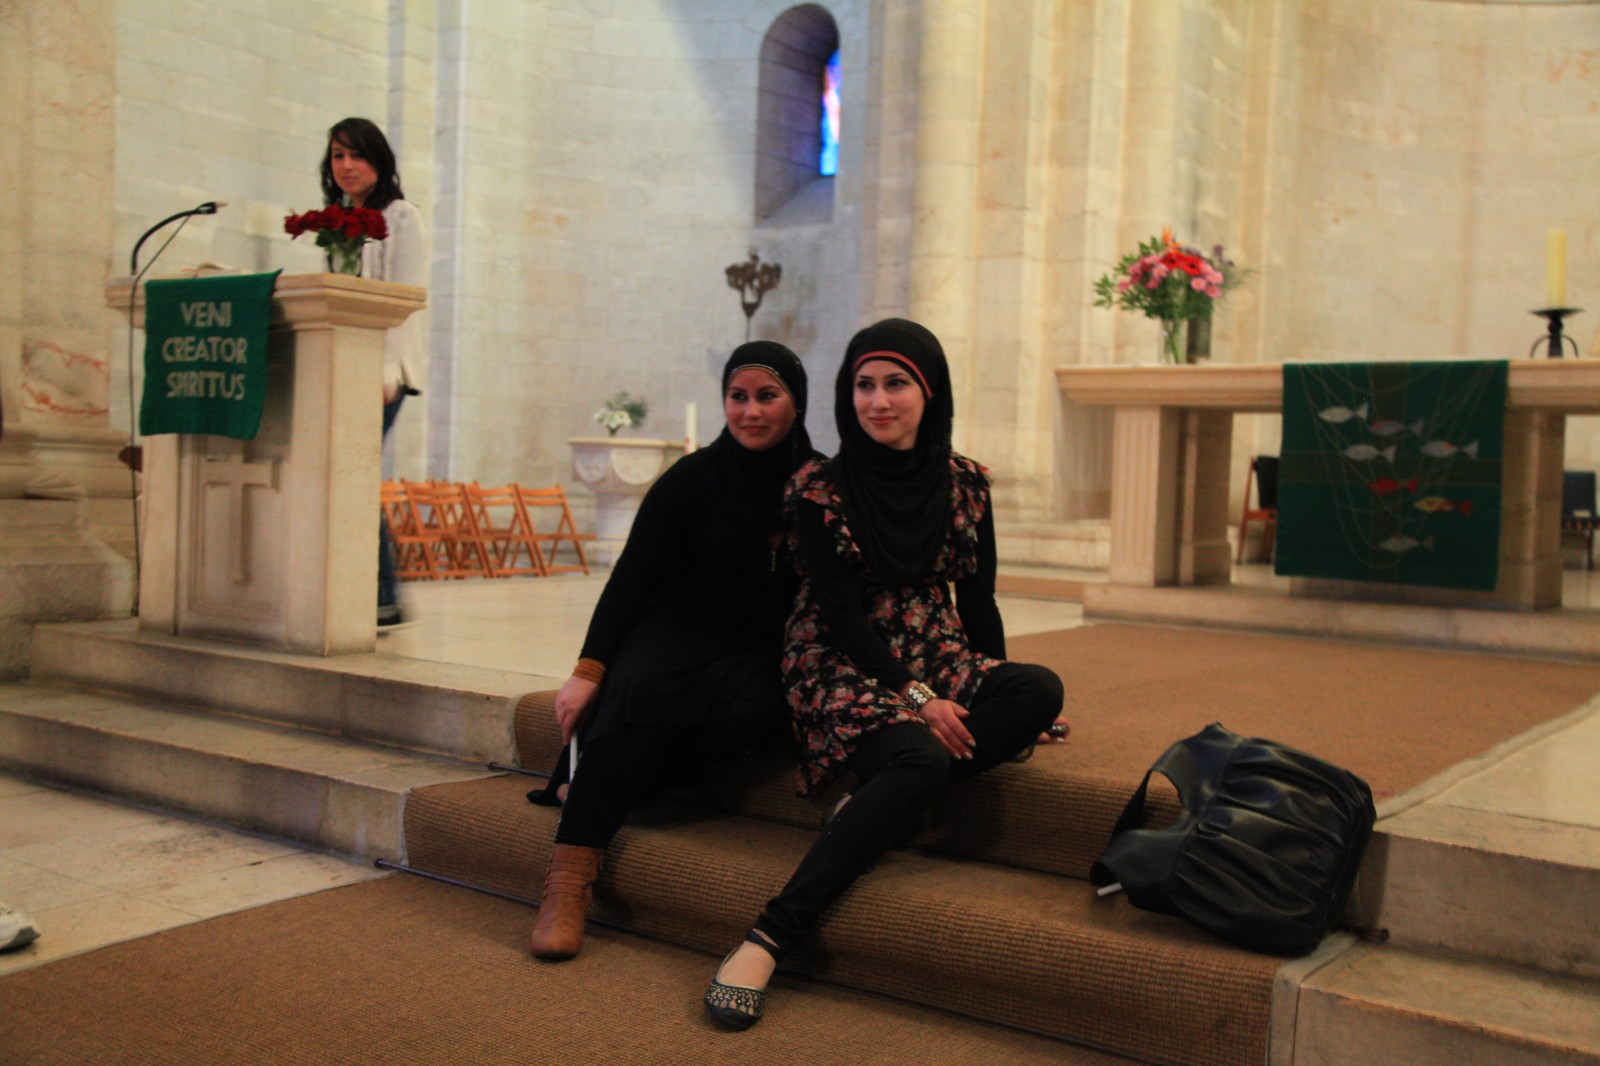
[1275,360,1508,591]
[139,271,280,440]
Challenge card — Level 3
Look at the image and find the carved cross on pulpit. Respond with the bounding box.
[202,449,279,585]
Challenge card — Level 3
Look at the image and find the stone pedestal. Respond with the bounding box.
[106,273,424,655]
[0,499,133,680]
[569,437,686,566]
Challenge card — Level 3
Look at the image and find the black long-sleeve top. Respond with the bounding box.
[578,446,800,667]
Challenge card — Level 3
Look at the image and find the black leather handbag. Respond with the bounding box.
[1090,722,1376,956]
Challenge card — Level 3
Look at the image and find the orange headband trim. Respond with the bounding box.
[852,350,934,398]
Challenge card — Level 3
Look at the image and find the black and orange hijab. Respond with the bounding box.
[827,318,955,586]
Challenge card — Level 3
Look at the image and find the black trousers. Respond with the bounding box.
[552,686,787,850]
[751,661,1063,956]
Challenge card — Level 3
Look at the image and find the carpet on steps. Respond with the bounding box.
[513,623,1600,876]
[403,778,1280,1066]
[0,875,1141,1066]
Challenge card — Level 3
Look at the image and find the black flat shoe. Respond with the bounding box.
[703,947,766,1030]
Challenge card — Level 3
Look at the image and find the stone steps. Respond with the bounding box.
[1357,802,1600,983]
[28,620,542,764]
[514,691,1180,881]
[403,775,1283,1066]
[1295,943,1600,1065]
[12,618,1600,1064]
[995,518,1111,571]
[0,679,491,862]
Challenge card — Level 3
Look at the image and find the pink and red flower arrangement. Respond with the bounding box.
[1093,228,1245,363]
[283,205,388,275]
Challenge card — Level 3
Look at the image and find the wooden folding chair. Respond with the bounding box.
[382,480,437,581]
[515,484,593,575]
[1236,456,1279,564]
[402,480,492,580]
[460,481,548,578]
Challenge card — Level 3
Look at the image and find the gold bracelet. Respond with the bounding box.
[903,681,937,710]
[572,658,606,684]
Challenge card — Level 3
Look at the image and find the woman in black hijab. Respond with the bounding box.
[528,341,818,961]
[704,319,1066,1030]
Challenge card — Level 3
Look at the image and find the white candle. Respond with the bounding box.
[685,401,697,452]
[1547,229,1568,308]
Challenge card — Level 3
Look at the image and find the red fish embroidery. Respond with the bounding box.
[1368,478,1419,495]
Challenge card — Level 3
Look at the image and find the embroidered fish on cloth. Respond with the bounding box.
[1277,360,1506,591]
[1413,496,1472,515]
[1368,418,1425,438]
[1378,534,1435,553]
[1317,402,1369,424]
[1419,440,1479,459]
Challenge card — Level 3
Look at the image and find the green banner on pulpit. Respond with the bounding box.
[139,271,280,439]
[1275,360,1508,590]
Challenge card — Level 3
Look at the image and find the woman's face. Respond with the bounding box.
[724,367,797,452]
[329,139,379,207]
[852,358,925,451]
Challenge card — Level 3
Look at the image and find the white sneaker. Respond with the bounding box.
[0,902,40,952]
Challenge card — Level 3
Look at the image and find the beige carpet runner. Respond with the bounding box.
[407,623,1600,1065]
[0,875,1136,1066]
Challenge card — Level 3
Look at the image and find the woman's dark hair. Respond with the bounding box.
[320,117,404,210]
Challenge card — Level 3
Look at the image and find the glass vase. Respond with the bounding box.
[1159,318,1183,365]
[329,242,363,277]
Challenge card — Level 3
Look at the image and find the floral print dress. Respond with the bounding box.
[781,455,1001,794]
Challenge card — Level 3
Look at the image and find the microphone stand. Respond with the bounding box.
[122,200,226,615]
[129,201,221,274]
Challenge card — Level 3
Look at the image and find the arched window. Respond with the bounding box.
[755,5,840,221]
[820,49,840,177]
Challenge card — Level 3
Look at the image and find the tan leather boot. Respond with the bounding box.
[529,844,603,960]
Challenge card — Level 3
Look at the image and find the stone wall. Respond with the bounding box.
[13,0,1599,564]
[1235,0,1600,473]
[112,0,429,480]
[435,0,865,484]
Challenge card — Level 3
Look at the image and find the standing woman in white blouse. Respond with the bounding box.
[321,117,427,630]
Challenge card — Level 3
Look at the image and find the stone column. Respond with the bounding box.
[0,0,130,523]
[906,0,982,379]
[0,0,137,680]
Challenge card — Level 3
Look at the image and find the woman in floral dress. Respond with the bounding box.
[704,318,1067,1030]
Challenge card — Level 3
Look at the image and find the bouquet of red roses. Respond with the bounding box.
[283,205,388,276]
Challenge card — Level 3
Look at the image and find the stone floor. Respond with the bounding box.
[2,562,1596,978]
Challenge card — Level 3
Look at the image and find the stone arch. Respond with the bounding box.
[754,4,839,221]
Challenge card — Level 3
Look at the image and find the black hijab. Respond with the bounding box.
[710,340,815,530]
[828,318,954,586]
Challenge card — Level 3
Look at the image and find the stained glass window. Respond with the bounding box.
[819,49,840,176]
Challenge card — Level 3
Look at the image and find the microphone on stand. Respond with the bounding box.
[122,199,226,616]
[129,201,226,275]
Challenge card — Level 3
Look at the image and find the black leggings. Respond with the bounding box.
[553,690,785,849]
[553,725,692,848]
[751,661,1063,956]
